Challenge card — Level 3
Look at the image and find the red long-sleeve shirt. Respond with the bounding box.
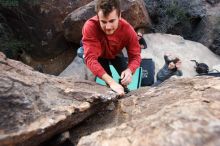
[82,16,141,78]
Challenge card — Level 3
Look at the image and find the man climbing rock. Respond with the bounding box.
[82,0,141,96]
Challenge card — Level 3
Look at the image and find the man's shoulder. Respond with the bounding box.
[120,18,132,28]
[84,16,99,27]
[119,18,135,35]
[83,16,100,35]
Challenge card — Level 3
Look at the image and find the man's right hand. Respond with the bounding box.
[109,82,125,96]
[102,73,125,96]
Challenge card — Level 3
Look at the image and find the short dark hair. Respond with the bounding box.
[95,0,121,17]
[168,57,180,64]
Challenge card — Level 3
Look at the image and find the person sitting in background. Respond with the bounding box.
[137,32,147,49]
[155,54,182,85]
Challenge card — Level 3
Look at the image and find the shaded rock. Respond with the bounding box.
[206,0,220,5]
[63,0,151,43]
[77,77,220,146]
[0,52,118,146]
[144,0,206,37]
[120,0,151,31]
[0,0,93,59]
[63,1,96,44]
[0,13,18,59]
[143,0,220,56]
[39,131,72,146]
[193,2,220,55]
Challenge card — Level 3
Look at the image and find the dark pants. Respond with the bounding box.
[77,44,127,77]
[98,54,127,77]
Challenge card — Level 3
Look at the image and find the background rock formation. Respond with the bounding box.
[0,0,94,59]
[144,0,220,55]
[193,2,220,55]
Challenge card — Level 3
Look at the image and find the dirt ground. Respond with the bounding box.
[26,48,76,75]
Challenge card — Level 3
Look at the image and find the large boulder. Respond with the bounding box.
[63,0,151,44]
[77,76,220,146]
[143,0,220,56]
[192,2,220,55]
[0,52,117,146]
[143,0,206,37]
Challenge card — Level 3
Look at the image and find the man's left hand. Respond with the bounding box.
[176,61,182,69]
[120,68,132,86]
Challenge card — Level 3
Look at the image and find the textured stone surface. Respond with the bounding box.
[144,0,206,35]
[193,2,220,55]
[77,77,220,146]
[0,0,93,59]
[0,52,117,146]
[143,0,220,56]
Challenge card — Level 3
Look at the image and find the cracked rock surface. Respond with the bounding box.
[0,52,117,146]
[77,77,220,146]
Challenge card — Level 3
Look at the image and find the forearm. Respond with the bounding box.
[164,55,169,64]
[102,73,125,96]
[84,54,106,78]
[101,73,116,86]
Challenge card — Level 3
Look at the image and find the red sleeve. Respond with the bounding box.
[126,25,141,73]
[82,20,106,78]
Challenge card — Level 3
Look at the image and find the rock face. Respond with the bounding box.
[63,0,151,43]
[0,0,93,59]
[144,0,206,36]
[193,2,220,55]
[0,52,117,146]
[143,0,220,56]
[77,77,220,146]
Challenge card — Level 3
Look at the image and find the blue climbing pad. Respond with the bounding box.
[95,65,142,91]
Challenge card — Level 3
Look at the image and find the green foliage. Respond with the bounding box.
[165,0,188,22]
[0,38,32,59]
[0,0,38,58]
[0,0,39,7]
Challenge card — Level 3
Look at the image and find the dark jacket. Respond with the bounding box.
[139,37,147,49]
[156,55,182,82]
